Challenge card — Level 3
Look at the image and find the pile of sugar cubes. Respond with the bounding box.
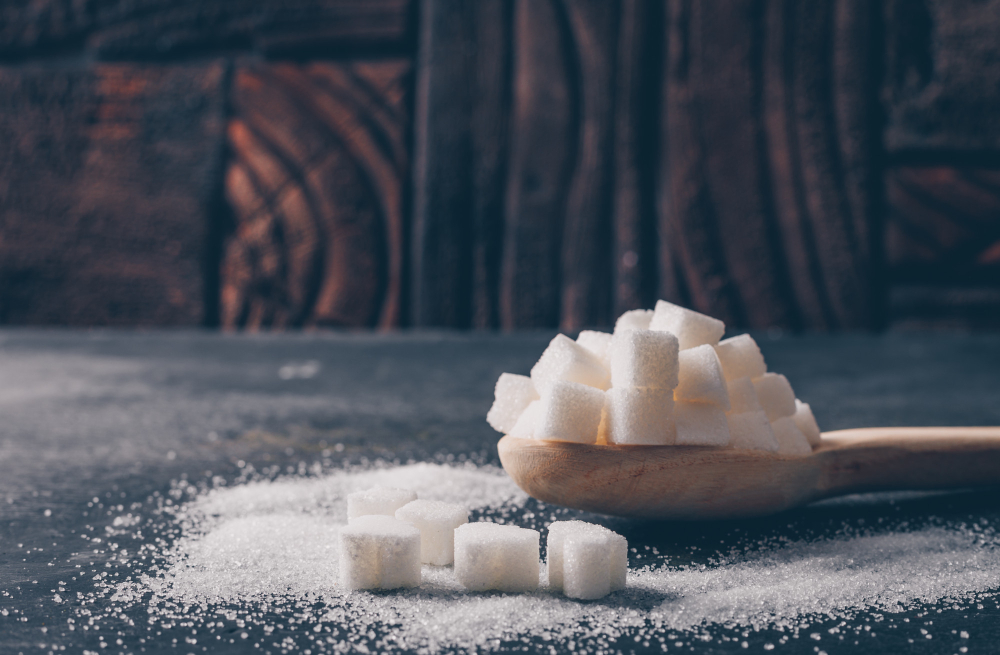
[487,300,822,454]
[339,486,627,599]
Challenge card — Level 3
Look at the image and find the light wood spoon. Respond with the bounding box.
[497,427,1000,520]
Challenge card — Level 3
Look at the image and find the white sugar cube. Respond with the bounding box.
[793,399,822,447]
[726,376,762,414]
[614,308,653,333]
[674,401,730,446]
[395,499,469,566]
[454,522,540,592]
[347,486,418,520]
[648,300,725,350]
[547,521,627,600]
[486,373,539,434]
[531,334,610,394]
[576,330,613,365]
[536,380,606,444]
[674,344,730,409]
[771,416,813,456]
[606,387,676,445]
[752,373,796,420]
[714,334,766,381]
[508,400,541,439]
[338,515,421,590]
[609,329,679,389]
[727,410,779,452]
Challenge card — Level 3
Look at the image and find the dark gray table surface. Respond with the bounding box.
[2,330,1000,654]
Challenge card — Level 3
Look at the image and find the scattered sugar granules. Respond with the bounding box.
[76,462,1000,653]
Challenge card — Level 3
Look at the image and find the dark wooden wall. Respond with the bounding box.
[1,0,998,330]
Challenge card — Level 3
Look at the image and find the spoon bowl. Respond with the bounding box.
[497,427,1000,520]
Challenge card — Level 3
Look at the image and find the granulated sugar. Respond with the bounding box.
[83,462,1000,653]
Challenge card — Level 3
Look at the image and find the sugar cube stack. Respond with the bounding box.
[487,373,539,434]
[606,387,675,445]
[531,334,610,394]
[339,515,421,590]
[395,499,469,566]
[752,373,797,421]
[491,300,821,454]
[547,521,627,600]
[454,522,540,592]
[347,486,418,520]
[649,300,725,350]
[535,380,607,444]
[793,399,822,447]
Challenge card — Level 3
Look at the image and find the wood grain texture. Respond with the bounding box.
[0,63,226,325]
[0,0,413,59]
[885,0,1000,152]
[499,427,1000,519]
[660,0,879,330]
[222,60,409,329]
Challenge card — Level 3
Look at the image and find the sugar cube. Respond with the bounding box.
[727,410,779,452]
[614,308,653,333]
[486,373,539,434]
[536,380,606,444]
[674,344,730,409]
[576,330,613,365]
[714,334,767,381]
[771,416,813,456]
[347,486,418,520]
[606,387,676,445]
[648,300,725,350]
[726,376,762,414]
[547,521,627,600]
[793,399,822,447]
[454,522,540,592]
[338,515,421,590]
[531,334,610,394]
[508,400,540,439]
[752,373,796,420]
[674,401,731,446]
[609,329,679,389]
[395,499,469,566]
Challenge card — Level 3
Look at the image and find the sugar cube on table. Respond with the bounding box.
[727,410,779,452]
[793,399,822,447]
[726,376,762,414]
[395,499,469,566]
[454,522,540,592]
[531,334,610,394]
[752,373,796,421]
[487,373,539,434]
[547,521,627,600]
[536,380,606,444]
[714,334,767,381]
[576,330,613,365]
[614,308,653,333]
[606,387,675,445]
[648,300,725,350]
[674,401,731,446]
[339,515,421,590]
[348,486,418,520]
[609,329,679,389]
[674,344,730,409]
[771,416,813,456]
[508,400,541,438]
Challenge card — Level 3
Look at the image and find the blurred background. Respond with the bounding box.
[0,0,997,332]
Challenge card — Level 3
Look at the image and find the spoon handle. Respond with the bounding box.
[813,427,1000,499]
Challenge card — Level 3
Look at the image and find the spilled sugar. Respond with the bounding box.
[90,462,1000,653]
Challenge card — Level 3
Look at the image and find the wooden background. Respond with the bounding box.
[0,0,998,330]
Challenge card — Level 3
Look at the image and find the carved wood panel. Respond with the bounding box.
[222,60,409,329]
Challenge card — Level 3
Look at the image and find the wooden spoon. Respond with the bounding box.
[497,427,1000,520]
